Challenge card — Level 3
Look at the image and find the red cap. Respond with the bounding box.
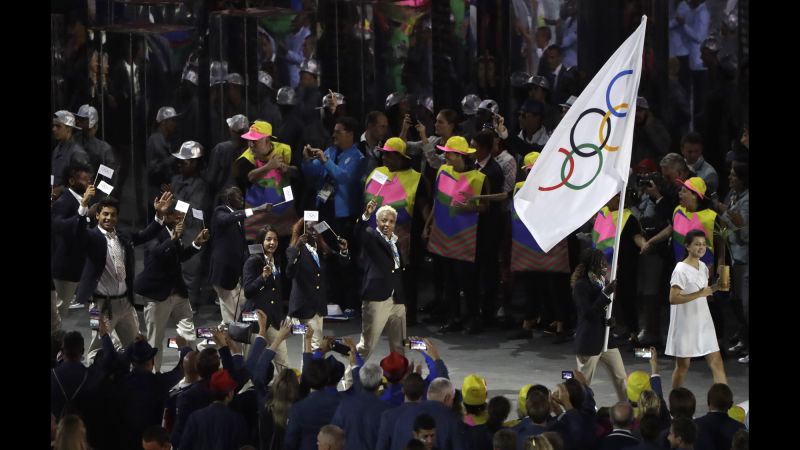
[209,369,238,394]
[380,351,409,383]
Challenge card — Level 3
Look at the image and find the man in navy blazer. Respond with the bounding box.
[170,347,222,446]
[694,384,745,450]
[284,358,342,450]
[331,363,391,450]
[136,199,209,371]
[376,373,426,450]
[76,193,173,363]
[51,162,95,332]
[355,200,407,361]
[599,402,641,450]
[387,378,466,450]
[285,218,349,351]
[179,369,249,450]
[208,186,268,325]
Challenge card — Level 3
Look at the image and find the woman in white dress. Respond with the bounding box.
[666,229,727,389]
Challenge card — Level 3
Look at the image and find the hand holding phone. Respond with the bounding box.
[634,347,653,359]
[242,311,258,322]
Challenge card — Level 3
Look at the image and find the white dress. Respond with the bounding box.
[665,261,720,357]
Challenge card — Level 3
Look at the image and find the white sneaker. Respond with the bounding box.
[737,355,749,364]
[68,300,85,310]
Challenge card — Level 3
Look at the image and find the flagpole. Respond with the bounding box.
[603,184,629,352]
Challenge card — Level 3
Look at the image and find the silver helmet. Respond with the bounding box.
[461,94,481,116]
[276,86,298,106]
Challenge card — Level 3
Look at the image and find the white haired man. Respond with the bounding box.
[355,199,407,360]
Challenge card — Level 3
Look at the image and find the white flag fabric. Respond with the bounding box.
[175,200,190,213]
[514,16,647,252]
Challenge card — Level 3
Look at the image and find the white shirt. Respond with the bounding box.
[518,126,550,146]
[493,150,517,194]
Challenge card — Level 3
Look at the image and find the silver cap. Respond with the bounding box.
[461,94,481,116]
[299,58,321,77]
[172,141,204,160]
[156,106,181,123]
[226,114,249,132]
[526,75,551,90]
[54,110,81,129]
[225,73,244,86]
[182,68,198,86]
[385,92,404,109]
[510,71,531,88]
[477,99,499,115]
[258,71,274,89]
[210,60,229,86]
[276,86,298,106]
[420,96,434,113]
[76,104,99,129]
[322,91,345,108]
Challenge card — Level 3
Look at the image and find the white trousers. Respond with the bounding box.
[214,284,242,326]
[144,294,197,372]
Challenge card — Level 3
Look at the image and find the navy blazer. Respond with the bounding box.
[389,400,466,450]
[208,205,248,290]
[134,227,200,301]
[573,277,616,356]
[171,381,213,446]
[179,402,249,450]
[51,191,89,281]
[331,390,392,450]
[376,402,414,450]
[356,217,406,304]
[284,389,342,450]
[695,411,746,450]
[599,429,641,450]
[241,253,285,330]
[76,219,164,305]
[285,243,349,319]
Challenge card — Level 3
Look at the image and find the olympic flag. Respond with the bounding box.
[514,16,647,253]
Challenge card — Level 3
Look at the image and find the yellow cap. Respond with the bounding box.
[627,371,652,402]
[517,384,534,418]
[436,136,476,155]
[728,405,746,424]
[462,374,488,406]
[522,151,541,169]
[379,137,411,159]
[241,120,273,140]
[682,176,707,199]
[290,368,301,380]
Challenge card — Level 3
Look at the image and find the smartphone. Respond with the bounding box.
[167,337,179,349]
[561,370,574,380]
[331,340,351,356]
[242,311,258,322]
[634,348,653,359]
[404,339,427,351]
[292,324,308,335]
[89,308,100,331]
[196,328,214,339]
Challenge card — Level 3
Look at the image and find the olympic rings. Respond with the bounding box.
[561,143,603,190]
[570,108,610,157]
[599,103,628,152]
[538,148,575,191]
[606,70,633,117]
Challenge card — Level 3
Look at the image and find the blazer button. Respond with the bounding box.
[316,285,320,289]
[272,287,276,291]
[271,301,275,304]
[391,269,395,273]
[316,273,320,277]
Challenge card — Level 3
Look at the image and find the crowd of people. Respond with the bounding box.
[50,1,748,449]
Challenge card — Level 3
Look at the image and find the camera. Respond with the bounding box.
[403,339,427,351]
[242,311,258,322]
[634,348,653,359]
[292,324,308,335]
[561,370,574,380]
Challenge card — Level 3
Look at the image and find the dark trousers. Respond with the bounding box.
[476,230,501,320]
[321,215,359,311]
[443,257,478,321]
[520,271,571,326]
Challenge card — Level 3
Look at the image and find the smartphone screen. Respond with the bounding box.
[168,337,179,349]
[410,339,427,351]
[634,348,653,359]
[561,370,574,380]
[291,324,307,335]
[242,311,258,322]
[89,309,100,331]
[196,328,213,339]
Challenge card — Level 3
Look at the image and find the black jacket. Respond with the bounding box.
[285,243,349,319]
[355,217,406,304]
[241,253,286,329]
[51,191,89,281]
[208,205,248,290]
[573,277,616,356]
[134,227,201,301]
[76,220,164,305]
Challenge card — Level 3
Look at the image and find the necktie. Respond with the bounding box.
[309,247,320,268]
[389,241,400,269]
[107,232,126,282]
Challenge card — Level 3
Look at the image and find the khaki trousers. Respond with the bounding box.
[144,294,197,372]
[576,348,628,402]
[214,284,242,326]
[87,297,141,363]
[357,298,407,362]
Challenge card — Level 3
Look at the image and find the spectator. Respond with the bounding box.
[630,413,662,450]
[75,104,117,178]
[359,111,391,176]
[599,402,640,450]
[413,413,437,450]
[317,424,345,450]
[468,395,512,450]
[514,386,551,447]
[259,367,300,450]
[571,248,628,402]
[376,372,427,450]
[162,351,198,433]
[146,107,181,207]
[462,374,489,425]
[284,359,342,450]
[539,45,577,107]
[523,435,555,450]
[680,0,710,119]
[407,108,458,177]
[257,71,283,131]
[493,428,517,450]
[53,414,90,450]
[179,369,249,450]
[205,114,249,202]
[667,417,697,450]
[548,372,599,449]
[388,378,466,450]
[695,384,745,450]
[632,96,671,166]
[680,132,719,196]
[666,229,727,389]
[331,363,391,450]
[558,1,578,68]
[51,162,95,329]
[668,1,691,91]
[498,100,550,157]
[731,429,748,450]
[246,312,292,410]
[142,425,172,450]
[459,95,481,139]
[51,110,90,188]
[170,348,221,446]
